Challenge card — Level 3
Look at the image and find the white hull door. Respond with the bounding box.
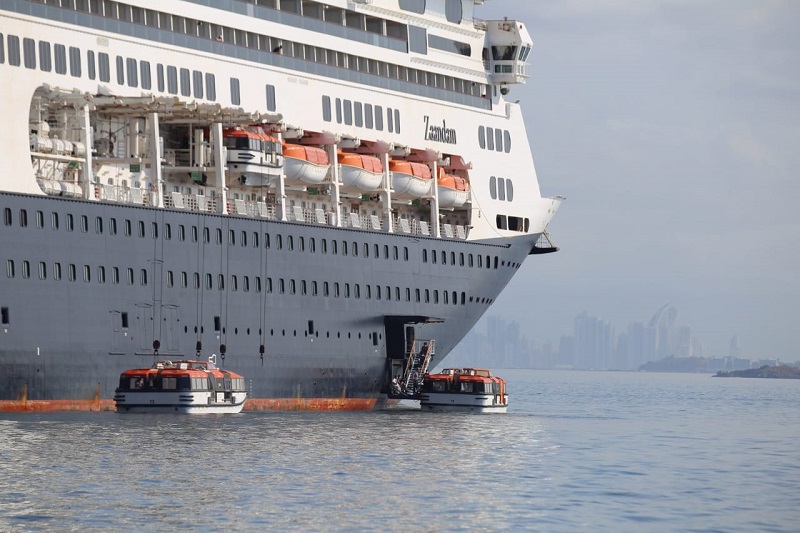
[284,157,330,185]
[115,391,247,413]
[419,392,508,413]
[437,187,470,208]
[392,172,432,199]
[339,164,383,192]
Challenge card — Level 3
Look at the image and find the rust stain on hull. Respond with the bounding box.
[1,397,390,412]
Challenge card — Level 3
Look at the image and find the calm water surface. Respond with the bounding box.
[1,371,799,532]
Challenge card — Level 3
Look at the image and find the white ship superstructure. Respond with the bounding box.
[0,0,561,410]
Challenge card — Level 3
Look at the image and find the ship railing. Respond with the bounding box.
[98,185,467,240]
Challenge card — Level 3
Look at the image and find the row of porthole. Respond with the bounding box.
[479,126,512,153]
[489,176,514,202]
[182,325,383,342]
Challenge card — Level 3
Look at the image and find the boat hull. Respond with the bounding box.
[392,172,432,199]
[438,187,470,208]
[419,392,508,413]
[0,193,535,411]
[284,157,330,185]
[339,165,384,192]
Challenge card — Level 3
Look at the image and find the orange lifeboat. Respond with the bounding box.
[337,151,384,191]
[419,368,508,413]
[283,143,331,185]
[114,357,247,414]
[222,127,284,186]
[389,159,433,199]
[436,168,470,207]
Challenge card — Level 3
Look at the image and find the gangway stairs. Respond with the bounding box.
[389,340,435,399]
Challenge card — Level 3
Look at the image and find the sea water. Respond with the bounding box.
[1,370,798,532]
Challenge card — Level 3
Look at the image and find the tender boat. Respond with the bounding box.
[338,152,384,192]
[114,357,247,413]
[390,160,433,199]
[223,127,284,186]
[437,168,470,207]
[283,143,331,185]
[419,368,508,413]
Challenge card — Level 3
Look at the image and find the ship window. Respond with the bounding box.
[266,84,276,111]
[290,279,296,294]
[166,66,177,94]
[69,47,81,77]
[204,273,212,290]
[140,269,147,285]
[374,106,383,131]
[495,215,507,230]
[287,235,294,251]
[206,73,216,101]
[23,38,35,69]
[192,70,203,98]
[98,52,110,82]
[140,61,151,89]
[68,264,77,282]
[0,34,4,64]
[397,0,428,15]
[54,44,66,74]
[151,222,158,239]
[95,216,103,234]
[7,35,20,66]
[445,0,462,23]
[136,220,144,237]
[156,64,165,91]
[495,128,503,152]
[228,229,235,246]
[486,127,495,151]
[387,107,393,132]
[230,275,238,292]
[230,77,241,105]
[497,178,506,201]
[0,307,8,325]
[20,261,30,279]
[51,212,59,230]
[82,265,90,283]
[322,96,332,122]
[408,26,427,55]
[354,102,363,127]
[504,130,511,153]
[87,50,95,80]
[363,104,373,129]
[343,100,352,125]
[5,260,13,278]
[489,176,497,199]
[506,180,514,202]
[440,250,446,264]
[115,55,124,84]
[179,68,190,96]
[123,219,131,236]
[478,126,486,149]
[39,42,51,72]
[80,215,88,233]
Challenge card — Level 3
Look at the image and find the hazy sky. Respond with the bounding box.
[475,1,800,358]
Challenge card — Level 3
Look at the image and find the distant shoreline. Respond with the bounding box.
[713,365,800,379]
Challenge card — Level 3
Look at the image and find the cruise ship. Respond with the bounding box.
[0,0,561,411]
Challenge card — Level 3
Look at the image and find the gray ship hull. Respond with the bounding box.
[0,192,534,410]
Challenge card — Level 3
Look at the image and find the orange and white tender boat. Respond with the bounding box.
[390,159,433,199]
[436,168,470,208]
[223,126,284,186]
[114,357,247,414]
[283,143,331,185]
[419,368,508,413]
[338,151,384,192]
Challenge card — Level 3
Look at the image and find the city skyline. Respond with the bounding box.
[476,1,799,359]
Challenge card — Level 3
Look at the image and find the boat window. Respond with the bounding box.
[506,180,514,202]
[162,377,177,390]
[166,65,178,94]
[445,0,462,24]
[343,100,353,125]
[266,84,277,111]
[206,73,216,101]
[364,104,373,129]
[140,61,151,89]
[322,95,332,122]
[354,102,363,127]
[80,215,88,233]
[460,381,473,393]
[6,34,20,66]
[38,41,51,72]
[180,68,191,96]
[374,106,384,131]
[387,107,393,132]
[191,70,203,98]
[492,46,518,61]
[408,26,427,55]
[22,37,35,69]
[5,260,13,279]
[230,77,241,105]
[98,52,110,82]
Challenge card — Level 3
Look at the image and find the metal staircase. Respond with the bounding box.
[390,340,434,399]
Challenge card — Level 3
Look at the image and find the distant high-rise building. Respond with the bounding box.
[729,335,742,359]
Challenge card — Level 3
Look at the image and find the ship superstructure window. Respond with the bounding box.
[87,50,95,79]
[116,55,124,84]
[230,78,241,105]
[54,44,66,74]
[193,70,203,98]
[266,84,276,111]
[98,52,110,82]
[399,0,426,15]
[23,38,36,69]
[167,66,178,94]
[141,61,152,89]
[0,34,4,64]
[206,73,216,101]
[445,0,462,23]
[6,35,20,66]
[428,35,470,57]
[69,46,81,77]
[408,26,428,55]
[5,260,13,278]
[180,68,191,96]
[39,42,51,72]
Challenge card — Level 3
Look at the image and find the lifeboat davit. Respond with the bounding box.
[223,127,284,186]
[419,368,508,413]
[283,143,331,185]
[114,357,247,414]
[390,160,432,199]
[338,152,384,192]
[437,168,470,207]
